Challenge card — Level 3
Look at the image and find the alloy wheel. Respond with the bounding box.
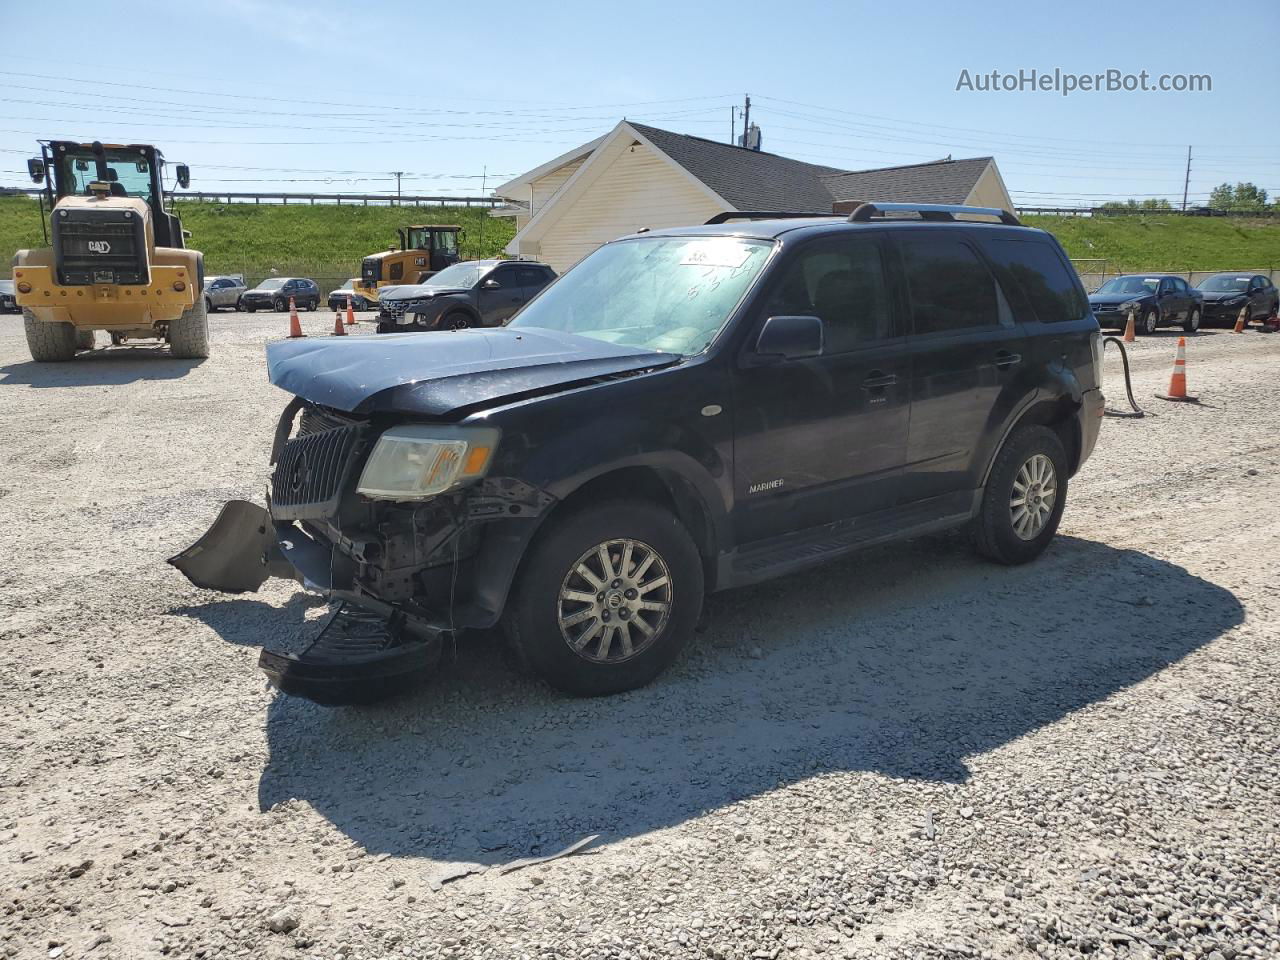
[1010,453,1057,541]
[557,538,673,663]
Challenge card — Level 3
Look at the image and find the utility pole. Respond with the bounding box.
[730,106,736,145]
[1181,147,1191,212]
[740,94,751,146]
[392,171,404,205]
[478,165,486,259]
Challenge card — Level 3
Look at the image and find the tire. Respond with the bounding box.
[169,297,210,359]
[22,308,78,362]
[443,310,471,331]
[973,425,1068,566]
[273,298,286,312]
[1183,307,1201,333]
[75,329,95,351]
[502,500,704,696]
[204,297,214,313]
[245,304,256,313]
[110,332,125,346]
[1141,309,1159,335]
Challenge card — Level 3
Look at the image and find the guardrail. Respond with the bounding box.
[4,188,502,207]
[1018,206,1280,218]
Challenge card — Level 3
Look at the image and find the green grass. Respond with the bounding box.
[0,195,515,288]
[3,196,1277,287]
[1022,213,1280,272]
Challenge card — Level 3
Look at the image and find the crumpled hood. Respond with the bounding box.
[266,326,679,417]
[378,283,468,301]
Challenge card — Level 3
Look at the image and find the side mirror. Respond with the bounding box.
[481,278,501,290]
[27,158,46,183]
[755,315,823,361]
[175,164,190,189]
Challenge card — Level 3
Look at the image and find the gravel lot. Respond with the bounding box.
[2,312,1278,960]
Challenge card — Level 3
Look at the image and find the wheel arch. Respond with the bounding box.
[982,395,1083,487]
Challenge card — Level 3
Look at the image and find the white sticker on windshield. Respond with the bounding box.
[680,240,753,269]
[1235,277,1251,281]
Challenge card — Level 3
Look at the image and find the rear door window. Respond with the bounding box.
[982,238,1088,324]
[900,235,1003,335]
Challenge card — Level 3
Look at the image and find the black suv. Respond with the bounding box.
[239,277,321,313]
[375,259,557,333]
[173,203,1103,704]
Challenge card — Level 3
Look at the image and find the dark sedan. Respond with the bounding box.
[0,279,18,314]
[327,279,374,313]
[1195,273,1278,328]
[1088,274,1203,334]
[375,259,556,333]
[239,277,320,313]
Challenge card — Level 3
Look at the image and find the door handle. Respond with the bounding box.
[993,351,1022,368]
[861,372,897,390]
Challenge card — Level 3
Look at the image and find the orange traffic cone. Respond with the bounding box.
[1155,336,1197,402]
[287,296,304,338]
[332,307,347,336]
[346,295,356,326]
[1122,309,1136,343]
[1231,308,1247,333]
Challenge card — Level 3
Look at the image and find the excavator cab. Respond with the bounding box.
[354,224,462,300]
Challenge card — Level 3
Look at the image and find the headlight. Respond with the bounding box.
[1119,300,1140,313]
[356,424,498,500]
[1223,295,1245,306]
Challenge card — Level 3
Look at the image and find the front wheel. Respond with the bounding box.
[1141,309,1159,335]
[502,501,704,696]
[1183,307,1201,333]
[273,298,286,312]
[443,311,471,331]
[973,425,1068,565]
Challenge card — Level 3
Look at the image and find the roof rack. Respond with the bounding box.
[704,211,838,225]
[844,202,1021,226]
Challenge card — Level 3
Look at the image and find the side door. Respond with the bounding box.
[893,229,1030,505]
[477,264,527,325]
[1175,277,1195,319]
[1157,277,1181,323]
[731,232,912,546]
[1251,276,1272,318]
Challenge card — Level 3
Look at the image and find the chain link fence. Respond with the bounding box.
[1070,260,1278,293]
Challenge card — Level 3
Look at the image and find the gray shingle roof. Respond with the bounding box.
[627,122,991,212]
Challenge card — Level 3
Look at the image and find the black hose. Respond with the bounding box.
[1102,336,1144,418]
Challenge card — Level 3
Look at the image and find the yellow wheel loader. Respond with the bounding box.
[13,140,206,362]
[352,224,462,302]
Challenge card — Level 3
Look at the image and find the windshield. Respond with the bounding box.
[56,147,155,200]
[336,280,354,291]
[509,236,774,355]
[1096,276,1159,295]
[0,280,13,294]
[254,278,287,291]
[1197,275,1250,292]
[427,261,488,288]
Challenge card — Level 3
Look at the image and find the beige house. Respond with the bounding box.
[491,120,1014,273]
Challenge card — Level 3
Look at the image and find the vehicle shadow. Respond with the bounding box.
[187,533,1242,865]
[0,349,203,387]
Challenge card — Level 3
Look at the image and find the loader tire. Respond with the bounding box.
[169,297,210,359]
[75,330,95,351]
[23,308,78,362]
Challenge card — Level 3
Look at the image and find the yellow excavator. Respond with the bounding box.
[352,224,462,301]
[13,139,205,361]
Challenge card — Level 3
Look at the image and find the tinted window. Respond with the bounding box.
[1174,278,1189,292]
[763,236,894,352]
[901,236,1000,335]
[518,267,550,287]
[489,268,519,286]
[985,239,1087,324]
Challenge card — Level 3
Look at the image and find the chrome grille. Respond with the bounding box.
[379,298,428,322]
[271,422,364,521]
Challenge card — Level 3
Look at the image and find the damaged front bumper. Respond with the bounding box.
[169,431,554,705]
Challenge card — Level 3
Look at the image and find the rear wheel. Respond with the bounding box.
[22,308,78,362]
[973,425,1068,565]
[169,297,210,359]
[502,501,703,696]
[75,329,95,351]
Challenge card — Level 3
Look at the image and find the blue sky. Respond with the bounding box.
[1,0,1276,208]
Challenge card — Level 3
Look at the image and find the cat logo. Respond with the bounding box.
[87,240,111,254]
